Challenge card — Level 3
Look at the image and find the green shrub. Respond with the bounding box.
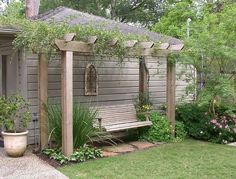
[42,146,102,164]
[45,103,98,148]
[176,102,236,143]
[176,103,213,140]
[175,121,187,141]
[0,95,31,132]
[140,112,173,142]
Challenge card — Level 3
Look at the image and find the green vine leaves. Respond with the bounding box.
[0,15,147,62]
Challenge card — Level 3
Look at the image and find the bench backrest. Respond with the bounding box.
[96,104,137,126]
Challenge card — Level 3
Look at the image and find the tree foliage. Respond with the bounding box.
[40,0,169,27]
[152,0,196,38]
[153,0,236,106]
[0,2,148,62]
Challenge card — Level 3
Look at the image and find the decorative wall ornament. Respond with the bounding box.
[85,64,98,96]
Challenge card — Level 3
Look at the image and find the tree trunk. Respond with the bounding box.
[25,0,40,18]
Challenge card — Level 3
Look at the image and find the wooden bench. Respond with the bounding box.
[94,104,152,132]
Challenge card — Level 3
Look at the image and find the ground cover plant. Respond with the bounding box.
[42,146,102,165]
[59,140,236,179]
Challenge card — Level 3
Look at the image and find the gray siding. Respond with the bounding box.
[26,52,192,144]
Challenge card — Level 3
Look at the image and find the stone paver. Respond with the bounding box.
[228,142,236,147]
[0,148,68,179]
[102,144,135,153]
[102,141,160,154]
[102,151,119,157]
[129,141,156,150]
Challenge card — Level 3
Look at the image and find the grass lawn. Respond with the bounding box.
[59,140,236,179]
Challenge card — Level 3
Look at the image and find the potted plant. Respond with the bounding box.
[0,95,31,157]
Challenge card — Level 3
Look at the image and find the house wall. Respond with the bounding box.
[0,38,29,139]
[26,52,193,144]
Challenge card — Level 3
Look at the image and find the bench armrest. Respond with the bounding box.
[95,117,102,130]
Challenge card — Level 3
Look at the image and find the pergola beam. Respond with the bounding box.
[55,39,91,53]
[124,40,138,48]
[87,36,98,44]
[138,41,154,49]
[64,33,76,42]
[55,38,184,56]
[168,44,184,51]
[158,43,170,50]
[109,38,119,46]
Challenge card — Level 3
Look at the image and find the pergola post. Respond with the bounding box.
[139,57,149,101]
[39,53,48,149]
[166,60,176,135]
[61,51,73,156]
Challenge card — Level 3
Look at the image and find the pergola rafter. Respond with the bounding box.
[38,33,184,156]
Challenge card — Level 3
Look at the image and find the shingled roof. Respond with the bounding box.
[34,7,183,45]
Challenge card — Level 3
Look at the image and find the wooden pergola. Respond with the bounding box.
[38,33,184,156]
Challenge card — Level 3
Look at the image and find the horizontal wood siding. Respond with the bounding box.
[146,56,167,106]
[26,53,191,144]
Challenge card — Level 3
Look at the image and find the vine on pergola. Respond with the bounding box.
[0,16,157,61]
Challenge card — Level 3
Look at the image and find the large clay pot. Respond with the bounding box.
[1,130,28,157]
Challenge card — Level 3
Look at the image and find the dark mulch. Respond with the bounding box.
[35,152,61,168]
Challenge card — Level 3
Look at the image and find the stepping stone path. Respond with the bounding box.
[102,141,159,157]
[0,148,68,179]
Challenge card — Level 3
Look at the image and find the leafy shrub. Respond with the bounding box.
[175,121,187,141]
[140,112,173,142]
[0,95,31,132]
[176,102,236,143]
[209,114,236,143]
[45,103,98,148]
[42,146,102,164]
[176,103,213,140]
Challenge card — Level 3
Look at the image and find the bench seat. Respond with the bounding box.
[104,121,152,132]
[95,104,152,132]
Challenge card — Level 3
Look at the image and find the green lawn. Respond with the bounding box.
[59,140,236,179]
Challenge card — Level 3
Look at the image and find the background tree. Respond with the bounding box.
[153,0,236,105]
[39,0,169,27]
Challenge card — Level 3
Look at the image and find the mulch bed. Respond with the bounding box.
[34,141,164,168]
[35,152,61,168]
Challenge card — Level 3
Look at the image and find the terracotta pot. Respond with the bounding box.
[1,130,28,157]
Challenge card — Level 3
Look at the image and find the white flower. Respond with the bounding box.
[222,140,228,144]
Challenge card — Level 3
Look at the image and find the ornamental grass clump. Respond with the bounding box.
[45,103,98,148]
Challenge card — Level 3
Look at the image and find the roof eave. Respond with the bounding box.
[0,27,20,35]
